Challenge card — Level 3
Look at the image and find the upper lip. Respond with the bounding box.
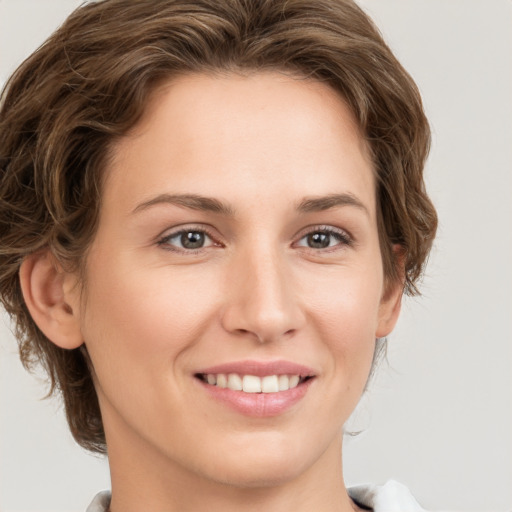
[195,360,316,378]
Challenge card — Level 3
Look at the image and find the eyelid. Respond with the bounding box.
[293,225,353,250]
[156,224,222,253]
[155,223,353,254]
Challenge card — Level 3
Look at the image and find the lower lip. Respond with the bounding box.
[197,378,314,417]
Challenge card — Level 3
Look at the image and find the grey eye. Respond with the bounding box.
[180,231,206,249]
[306,232,331,249]
[297,229,351,250]
[160,229,215,251]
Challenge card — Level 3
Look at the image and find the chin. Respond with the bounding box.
[196,435,317,489]
[211,461,307,489]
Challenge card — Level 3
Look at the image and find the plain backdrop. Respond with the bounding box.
[1,1,511,511]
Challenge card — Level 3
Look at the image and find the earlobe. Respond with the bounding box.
[19,251,83,349]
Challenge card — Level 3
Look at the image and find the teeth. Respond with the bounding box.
[227,373,242,391]
[278,375,289,391]
[289,375,300,388]
[216,373,227,388]
[242,375,261,393]
[261,375,279,393]
[202,373,306,393]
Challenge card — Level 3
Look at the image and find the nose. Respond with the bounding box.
[221,246,305,344]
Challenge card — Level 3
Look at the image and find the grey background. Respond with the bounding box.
[1,1,511,511]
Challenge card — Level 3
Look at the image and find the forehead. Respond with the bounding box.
[131,71,369,158]
[105,71,375,218]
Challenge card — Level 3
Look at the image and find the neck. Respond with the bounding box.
[105,419,359,512]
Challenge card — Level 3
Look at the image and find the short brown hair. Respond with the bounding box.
[0,0,437,453]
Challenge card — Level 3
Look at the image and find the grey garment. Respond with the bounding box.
[86,480,426,512]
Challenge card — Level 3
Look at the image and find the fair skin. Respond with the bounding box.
[21,71,402,512]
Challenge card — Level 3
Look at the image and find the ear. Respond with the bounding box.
[19,250,83,349]
[376,246,405,338]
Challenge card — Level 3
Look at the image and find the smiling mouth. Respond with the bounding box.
[195,373,314,393]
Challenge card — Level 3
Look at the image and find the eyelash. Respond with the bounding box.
[156,225,353,254]
[157,225,220,254]
[295,225,353,252]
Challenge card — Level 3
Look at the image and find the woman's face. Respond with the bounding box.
[75,71,402,486]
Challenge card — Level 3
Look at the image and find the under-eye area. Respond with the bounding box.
[195,373,315,393]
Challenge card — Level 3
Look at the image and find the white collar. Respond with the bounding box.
[348,480,426,511]
[86,480,426,512]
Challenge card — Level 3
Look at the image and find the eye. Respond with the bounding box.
[296,227,352,250]
[158,228,217,252]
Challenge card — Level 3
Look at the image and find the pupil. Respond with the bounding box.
[181,231,204,249]
[308,232,330,248]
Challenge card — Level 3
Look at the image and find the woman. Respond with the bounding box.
[0,1,437,510]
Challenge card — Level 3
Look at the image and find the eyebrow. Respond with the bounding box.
[132,192,368,216]
[296,193,369,216]
[132,193,235,216]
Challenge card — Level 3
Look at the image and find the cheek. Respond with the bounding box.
[303,263,383,336]
[80,256,223,378]
[301,265,382,386]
